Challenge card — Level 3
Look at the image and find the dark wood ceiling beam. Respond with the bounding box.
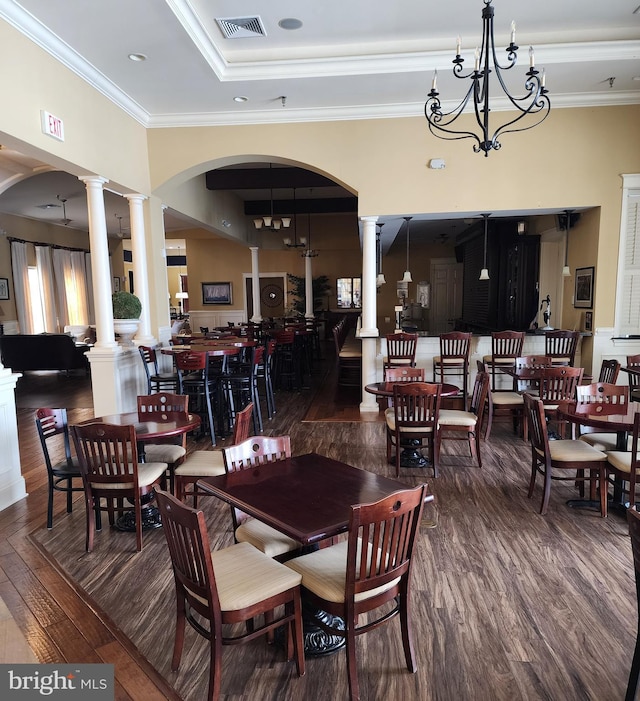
[206,168,339,190]
[244,197,357,215]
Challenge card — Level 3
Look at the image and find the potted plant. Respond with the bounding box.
[112,290,142,346]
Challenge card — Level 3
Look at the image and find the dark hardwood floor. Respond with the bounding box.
[4,349,639,700]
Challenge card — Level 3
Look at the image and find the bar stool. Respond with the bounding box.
[383,332,417,373]
[544,329,580,366]
[175,350,217,445]
[482,330,525,391]
[433,331,471,399]
[138,345,179,394]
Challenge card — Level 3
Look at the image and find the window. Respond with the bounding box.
[616,175,640,334]
[336,277,361,308]
[28,266,45,333]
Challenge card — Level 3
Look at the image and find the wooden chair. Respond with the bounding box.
[599,358,621,384]
[223,435,301,560]
[575,383,631,451]
[383,332,417,373]
[384,366,425,382]
[222,344,264,434]
[625,506,640,701]
[432,331,471,399]
[535,365,584,439]
[284,484,427,701]
[175,350,217,445]
[605,412,640,510]
[385,382,442,477]
[138,345,179,394]
[174,402,253,505]
[35,408,83,529]
[522,393,608,516]
[482,330,525,391]
[155,490,305,701]
[513,355,553,393]
[627,354,640,402]
[544,329,580,366]
[137,392,189,494]
[71,422,168,551]
[478,360,523,441]
[438,371,490,467]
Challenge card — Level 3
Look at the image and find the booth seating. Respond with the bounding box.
[332,317,361,387]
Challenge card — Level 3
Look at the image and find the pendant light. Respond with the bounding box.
[562,209,573,277]
[254,163,292,231]
[402,217,413,283]
[376,222,386,287]
[479,213,490,280]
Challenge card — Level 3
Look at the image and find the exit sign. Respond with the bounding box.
[41,110,64,141]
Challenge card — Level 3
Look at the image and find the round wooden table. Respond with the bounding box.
[365,381,459,468]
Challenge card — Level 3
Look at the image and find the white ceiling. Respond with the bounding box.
[0,1,637,241]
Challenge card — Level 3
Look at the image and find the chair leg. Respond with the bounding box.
[47,478,55,530]
[134,498,143,552]
[626,627,640,701]
[291,592,305,677]
[85,495,96,552]
[540,465,552,515]
[345,622,360,701]
[65,478,74,513]
[171,595,187,671]
[399,587,417,673]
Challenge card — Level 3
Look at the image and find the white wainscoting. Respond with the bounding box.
[188,310,245,331]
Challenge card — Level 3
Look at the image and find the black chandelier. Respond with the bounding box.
[424,0,550,156]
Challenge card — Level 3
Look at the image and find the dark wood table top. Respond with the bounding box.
[162,346,240,357]
[197,453,421,545]
[365,381,459,398]
[79,411,201,441]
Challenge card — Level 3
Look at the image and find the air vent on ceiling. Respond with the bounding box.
[216,16,266,39]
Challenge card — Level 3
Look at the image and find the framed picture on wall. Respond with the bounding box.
[584,311,593,332]
[113,276,120,293]
[0,277,9,300]
[574,266,594,309]
[202,281,232,305]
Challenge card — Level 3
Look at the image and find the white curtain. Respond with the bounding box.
[51,248,91,327]
[35,245,59,332]
[10,240,33,334]
[51,248,70,328]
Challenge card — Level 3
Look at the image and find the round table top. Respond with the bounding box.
[163,346,240,357]
[81,412,201,440]
[365,381,460,398]
[558,401,640,432]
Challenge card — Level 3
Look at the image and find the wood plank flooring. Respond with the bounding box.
[4,353,640,700]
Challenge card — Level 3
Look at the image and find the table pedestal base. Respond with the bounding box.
[115,491,162,531]
[302,608,346,657]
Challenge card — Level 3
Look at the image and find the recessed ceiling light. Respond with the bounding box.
[234,96,248,103]
[128,53,147,62]
[278,18,303,30]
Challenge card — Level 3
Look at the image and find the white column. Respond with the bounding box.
[249,246,262,323]
[304,252,314,319]
[79,176,118,350]
[125,193,156,345]
[359,216,380,413]
[0,367,27,510]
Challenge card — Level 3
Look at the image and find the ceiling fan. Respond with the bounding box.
[56,194,71,225]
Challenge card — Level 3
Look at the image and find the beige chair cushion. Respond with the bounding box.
[210,542,302,611]
[90,461,167,490]
[490,391,523,406]
[606,450,640,474]
[339,349,362,359]
[174,450,225,478]
[438,409,477,428]
[483,356,516,365]
[143,444,186,465]
[535,441,607,463]
[579,433,633,452]
[433,356,466,366]
[382,357,412,365]
[384,408,434,433]
[235,518,301,559]
[285,539,399,604]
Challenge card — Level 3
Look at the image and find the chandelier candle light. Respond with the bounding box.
[376,222,386,287]
[424,0,550,156]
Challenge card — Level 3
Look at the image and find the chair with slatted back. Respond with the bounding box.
[175,350,217,445]
[432,331,471,399]
[627,355,640,403]
[545,329,580,367]
[284,484,427,701]
[438,371,490,467]
[575,383,630,451]
[383,332,418,373]
[138,345,179,394]
[384,367,425,383]
[523,393,608,516]
[625,506,640,701]
[35,408,83,529]
[222,345,264,434]
[155,490,305,701]
[536,365,584,439]
[478,359,523,441]
[385,382,442,477]
[174,402,253,505]
[606,412,640,512]
[482,330,525,391]
[71,422,168,552]
[222,435,301,561]
[599,359,621,384]
[137,393,189,494]
[513,355,553,394]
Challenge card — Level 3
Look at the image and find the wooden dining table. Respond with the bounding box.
[197,452,431,656]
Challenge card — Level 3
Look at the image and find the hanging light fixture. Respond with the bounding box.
[376,222,386,287]
[402,217,413,283]
[479,213,491,280]
[562,209,573,277]
[301,210,318,257]
[283,187,307,248]
[253,164,292,231]
[424,0,550,156]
